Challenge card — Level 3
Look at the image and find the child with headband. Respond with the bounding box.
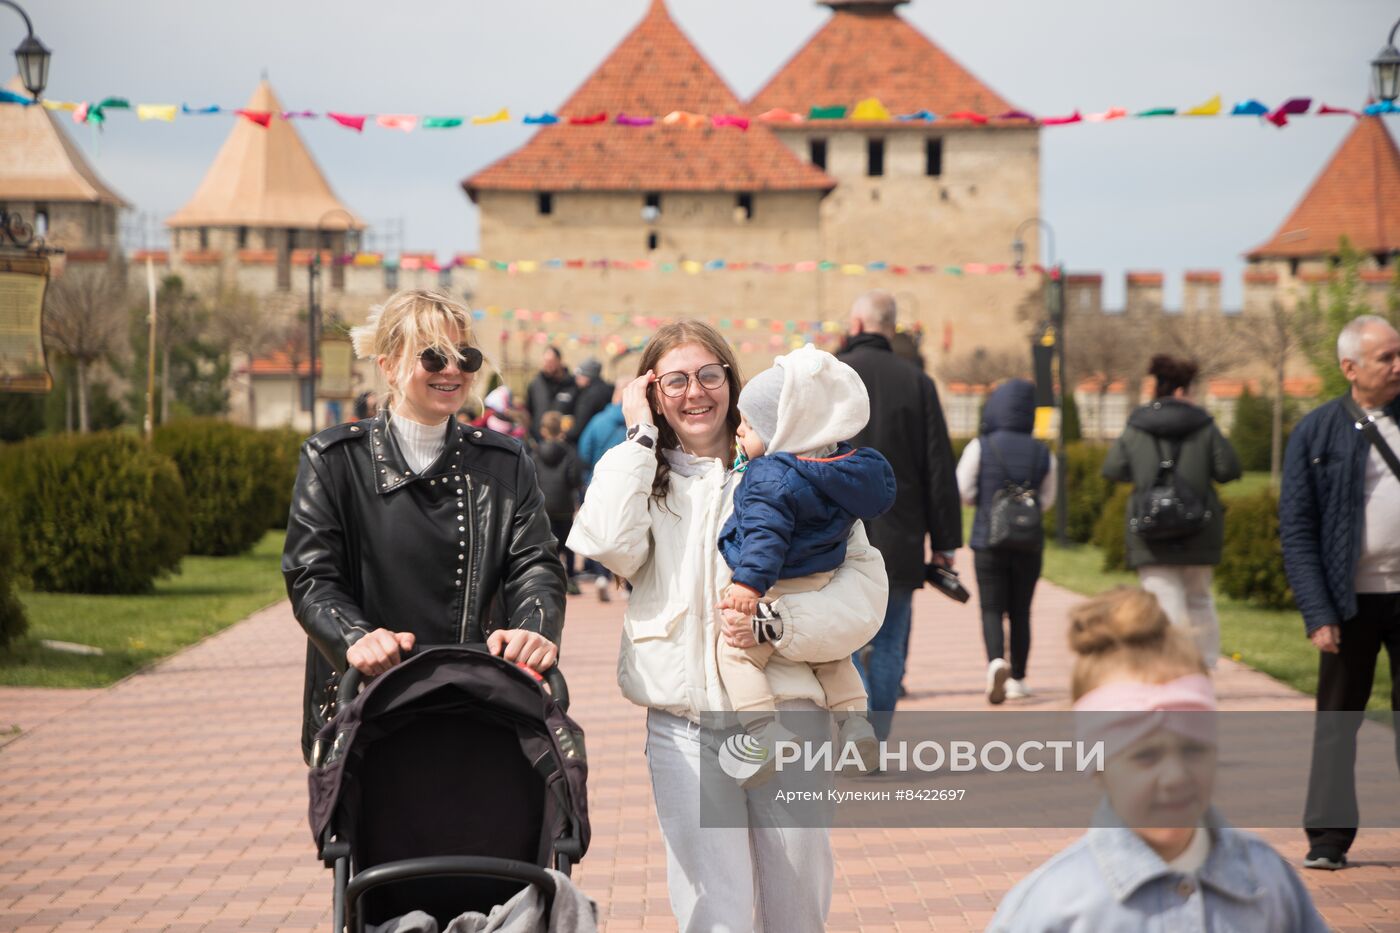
[990,587,1325,932]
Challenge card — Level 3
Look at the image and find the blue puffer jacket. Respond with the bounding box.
[969,379,1051,551]
[1280,393,1400,633]
[720,444,897,596]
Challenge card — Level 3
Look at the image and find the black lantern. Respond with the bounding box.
[15,32,48,99]
[2,1,50,100]
[1374,19,1400,104]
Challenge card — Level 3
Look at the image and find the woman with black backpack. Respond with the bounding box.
[1102,354,1242,668]
[957,378,1056,704]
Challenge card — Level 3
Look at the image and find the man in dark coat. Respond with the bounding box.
[1281,316,1400,871]
[525,346,577,442]
[837,290,962,736]
[565,357,614,448]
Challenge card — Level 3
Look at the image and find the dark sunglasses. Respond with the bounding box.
[419,345,484,373]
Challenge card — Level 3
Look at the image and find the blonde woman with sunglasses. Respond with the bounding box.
[282,289,566,764]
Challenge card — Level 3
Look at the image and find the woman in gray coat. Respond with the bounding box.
[1102,354,1242,666]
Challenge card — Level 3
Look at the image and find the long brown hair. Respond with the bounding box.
[637,320,743,500]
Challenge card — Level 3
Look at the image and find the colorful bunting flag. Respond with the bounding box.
[946,111,989,124]
[1267,97,1312,127]
[471,108,509,125]
[712,113,749,130]
[1042,110,1082,125]
[181,103,221,114]
[850,97,892,121]
[377,114,418,132]
[998,110,1035,121]
[662,110,706,128]
[1084,107,1128,122]
[897,110,937,121]
[756,108,804,123]
[1135,107,1177,117]
[136,104,177,122]
[1317,103,1360,116]
[568,112,607,125]
[328,112,367,132]
[236,109,272,127]
[1230,99,1269,116]
[616,112,654,126]
[281,110,317,119]
[1183,94,1222,116]
[41,99,77,111]
[424,116,465,128]
[523,112,559,124]
[0,89,32,106]
[809,105,847,120]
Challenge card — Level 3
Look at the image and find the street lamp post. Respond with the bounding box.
[1012,218,1068,547]
[1374,16,1400,103]
[308,209,358,433]
[1,1,50,100]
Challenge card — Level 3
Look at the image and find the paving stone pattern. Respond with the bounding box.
[2,558,1397,931]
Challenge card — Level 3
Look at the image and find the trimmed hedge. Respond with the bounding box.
[1217,490,1294,610]
[0,487,27,647]
[260,427,307,530]
[154,419,287,556]
[0,433,188,594]
[1092,485,1132,572]
[1045,442,1115,544]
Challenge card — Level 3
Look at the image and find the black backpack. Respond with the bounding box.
[983,437,1044,553]
[1128,434,1210,541]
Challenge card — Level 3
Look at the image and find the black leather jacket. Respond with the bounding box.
[283,413,566,762]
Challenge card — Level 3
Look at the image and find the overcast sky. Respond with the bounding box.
[23,0,1400,307]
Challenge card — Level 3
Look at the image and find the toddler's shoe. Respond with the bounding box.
[733,720,799,790]
[837,715,881,775]
[986,658,1010,705]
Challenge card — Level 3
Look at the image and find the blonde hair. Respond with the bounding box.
[636,320,743,500]
[1068,587,1207,700]
[350,289,484,409]
[539,410,564,439]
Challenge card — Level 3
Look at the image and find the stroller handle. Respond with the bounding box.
[337,647,570,713]
[344,855,556,932]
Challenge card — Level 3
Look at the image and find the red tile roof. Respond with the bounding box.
[245,351,319,377]
[1249,117,1400,259]
[465,1,833,195]
[748,4,1017,123]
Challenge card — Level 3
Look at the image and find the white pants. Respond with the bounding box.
[645,706,833,933]
[1138,564,1219,667]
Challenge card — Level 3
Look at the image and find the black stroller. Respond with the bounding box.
[308,645,591,933]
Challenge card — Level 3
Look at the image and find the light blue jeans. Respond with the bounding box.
[644,705,833,932]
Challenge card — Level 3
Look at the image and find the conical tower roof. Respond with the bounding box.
[1249,117,1400,259]
[0,76,128,205]
[465,0,833,195]
[167,80,363,230]
[749,1,1016,120]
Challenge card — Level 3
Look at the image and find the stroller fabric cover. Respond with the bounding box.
[309,646,590,927]
[366,869,597,933]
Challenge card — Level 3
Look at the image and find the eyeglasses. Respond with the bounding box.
[419,345,484,374]
[655,363,729,398]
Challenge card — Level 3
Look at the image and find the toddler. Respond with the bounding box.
[718,345,896,782]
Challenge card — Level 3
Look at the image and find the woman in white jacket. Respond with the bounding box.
[568,321,889,932]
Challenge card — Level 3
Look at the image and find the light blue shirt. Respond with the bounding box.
[989,806,1327,932]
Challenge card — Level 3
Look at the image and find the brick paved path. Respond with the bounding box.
[3,561,1399,932]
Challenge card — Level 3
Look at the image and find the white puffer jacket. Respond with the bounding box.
[568,436,889,721]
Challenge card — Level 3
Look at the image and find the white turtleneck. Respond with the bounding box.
[390,410,449,474]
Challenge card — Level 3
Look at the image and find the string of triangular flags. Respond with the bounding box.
[3,92,1395,130]
[376,253,1059,277]
[469,306,927,358]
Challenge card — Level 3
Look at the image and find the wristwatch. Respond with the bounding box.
[626,424,656,449]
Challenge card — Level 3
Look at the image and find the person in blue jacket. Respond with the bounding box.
[717,345,897,781]
[577,382,628,601]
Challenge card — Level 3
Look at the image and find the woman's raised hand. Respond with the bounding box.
[622,370,657,428]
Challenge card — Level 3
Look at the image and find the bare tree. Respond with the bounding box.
[1066,310,1150,439]
[1236,299,1308,486]
[939,346,1030,387]
[1148,311,1247,384]
[43,266,130,432]
[208,289,299,421]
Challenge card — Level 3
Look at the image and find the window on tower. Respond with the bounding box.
[925,138,943,177]
[867,138,885,177]
[537,192,553,216]
[736,193,754,221]
[809,138,828,171]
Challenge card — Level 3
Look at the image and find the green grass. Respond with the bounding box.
[1221,470,1276,501]
[0,531,286,688]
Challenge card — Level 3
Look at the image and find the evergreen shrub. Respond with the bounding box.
[154,419,282,556]
[1091,485,1132,572]
[1217,491,1294,610]
[0,432,188,593]
[0,488,28,647]
[260,427,307,530]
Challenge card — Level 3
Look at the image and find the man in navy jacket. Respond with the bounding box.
[1281,315,1400,871]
